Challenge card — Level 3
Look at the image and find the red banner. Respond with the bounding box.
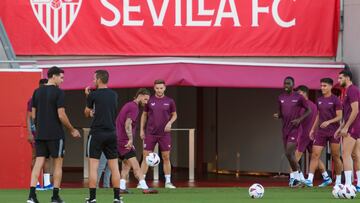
[0,0,339,56]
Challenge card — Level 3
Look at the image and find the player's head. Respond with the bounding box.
[338,69,352,87]
[39,78,48,87]
[94,70,109,87]
[154,79,166,97]
[283,76,295,93]
[135,88,151,106]
[296,85,309,99]
[47,66,64,86]
[320,78,333,95]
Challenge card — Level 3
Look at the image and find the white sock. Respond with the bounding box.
[294,171,300,180]
[356,171,360,187]
[36,181,40,186]
[143,174,146,179]
[290,172,295,179]
[299,172,305,181]
[139,179,149,189]
[120,179,126,190]
[44,173,51,186]
[165,175,171,184]
[308,173,314,182]
[344,170,353,186]
[321,171,329,179]
[336,175,342,185]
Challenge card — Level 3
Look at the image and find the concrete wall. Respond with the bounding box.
[344,0,360,83]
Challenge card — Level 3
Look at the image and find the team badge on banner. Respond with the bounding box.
[30,0,82,43]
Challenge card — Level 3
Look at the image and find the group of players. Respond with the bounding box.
[275,69,360,192]
[27,67,177,203]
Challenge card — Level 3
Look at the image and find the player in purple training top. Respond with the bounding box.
[303,78,343,187]
[294,85,328,185]
[274,76,312,187]
[26,79,54,190]
[337,69,360,191]
[116,88,157,194]
[140,80,177,189]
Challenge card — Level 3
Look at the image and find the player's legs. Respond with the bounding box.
[158,135,175,188]
[295,150,303,162]
[352,139,360,190]
[330,143,343,185]
[285,142,301,174]
[48,139,65,203]
[120,160,131,190]
[141,135,157,176]
[30,157,46,187]
[103,133,121,201]
[89,158,100,188]
[342,135,356,186]
[128,157,152,190]
[306,145,324,186]
[43,158,53,189]
[140,150,151,176]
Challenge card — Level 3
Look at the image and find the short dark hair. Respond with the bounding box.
[47,66,64,78]
[154,79,165,85]
[95,70,109,84]
[339,69,353,81]
[135,88,150,98]
[284,76,295,84]
[320,78,333,85]
[39,79,48,85]
[296,85,309,96]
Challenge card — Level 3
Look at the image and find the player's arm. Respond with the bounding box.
[165,111,177,132]
[309,113,319,140]
[84,107,92,118]
[124,118,133,149]
[273,100,282,119]
[26,110,34,143]
[140,111,148,140]
[84,87,93,118]
[320,110,342,128]
[58,108,81,138]
[340,101,359,136]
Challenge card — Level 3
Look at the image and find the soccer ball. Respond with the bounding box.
[248,183,264,199]
[339,185,356,199]
[332,184,344,199]
[145,152,160,167]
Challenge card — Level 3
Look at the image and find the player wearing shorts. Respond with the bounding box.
[337,69,360,191]
[84,70,122,203]
[274,77,311,187]
[26,78,53,190]
[117,88,157,194]
[295,85,328,185]
[140,80,177,189]
[304,78,343,187]
[27,67,81,203]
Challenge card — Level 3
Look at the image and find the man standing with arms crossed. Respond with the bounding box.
[140,80,177,188]
[27,66,80,203]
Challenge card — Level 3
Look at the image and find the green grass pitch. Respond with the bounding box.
[0,187,356,202]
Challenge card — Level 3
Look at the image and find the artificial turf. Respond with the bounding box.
[0,187,356,203]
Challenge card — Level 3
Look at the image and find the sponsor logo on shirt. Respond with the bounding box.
[318,101,322,105]
[281,100,284,103]
[151,102,155,106]
[291,100,298,103]
[328,102,334,105]
[164,103,170,106]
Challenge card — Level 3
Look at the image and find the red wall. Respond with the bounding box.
[0,71,41,188]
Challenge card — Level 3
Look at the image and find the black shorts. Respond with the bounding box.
[35,139,65,158]
[119,149,137,160]
[87,132,118,159]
